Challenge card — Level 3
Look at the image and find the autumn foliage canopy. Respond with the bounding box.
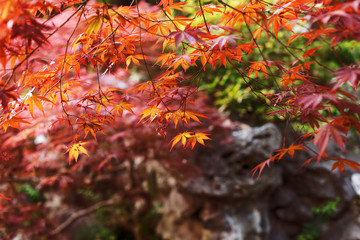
[1,0,360,222]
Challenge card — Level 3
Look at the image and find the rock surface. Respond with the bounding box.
[150,122,360,240]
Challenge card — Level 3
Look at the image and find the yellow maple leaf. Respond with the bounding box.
[66,142,89,163]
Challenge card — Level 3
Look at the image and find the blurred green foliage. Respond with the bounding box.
[199,65,275,123]
[198,23,360,125]
[18,184,45,203]
[171,0,360,124]
[297,197,340,240]
[77,189,102,202]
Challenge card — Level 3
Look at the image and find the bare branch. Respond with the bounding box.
[49,195,121,236]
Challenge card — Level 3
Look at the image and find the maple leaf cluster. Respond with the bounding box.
[0,0,359,226]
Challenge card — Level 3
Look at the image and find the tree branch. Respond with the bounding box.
[49,195,121,236]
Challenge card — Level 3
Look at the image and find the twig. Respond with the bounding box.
[58,5,86,128]
[49,195,121,236]
[2,1,89,90]
[198,0,210,33]
[136,0,170,112]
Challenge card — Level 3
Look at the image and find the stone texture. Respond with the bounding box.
[150,122,360,240]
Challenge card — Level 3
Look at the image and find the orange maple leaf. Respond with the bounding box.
[186,132,211,149]
[138,105,162,123]
[1,116,31,132]
[113,101,135,118]
[170,131,192,151]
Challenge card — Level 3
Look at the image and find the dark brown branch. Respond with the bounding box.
[49,195,121,236]
[2,177,40,183]
[198,0,210,33]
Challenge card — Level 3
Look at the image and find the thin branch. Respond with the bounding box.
[198,0,210,33]
[49,195,121,236]
[136,0,170,112]
[2,1,89,90]
[58,5,86,127]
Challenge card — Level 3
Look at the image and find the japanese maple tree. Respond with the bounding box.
[0,0,360,231]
